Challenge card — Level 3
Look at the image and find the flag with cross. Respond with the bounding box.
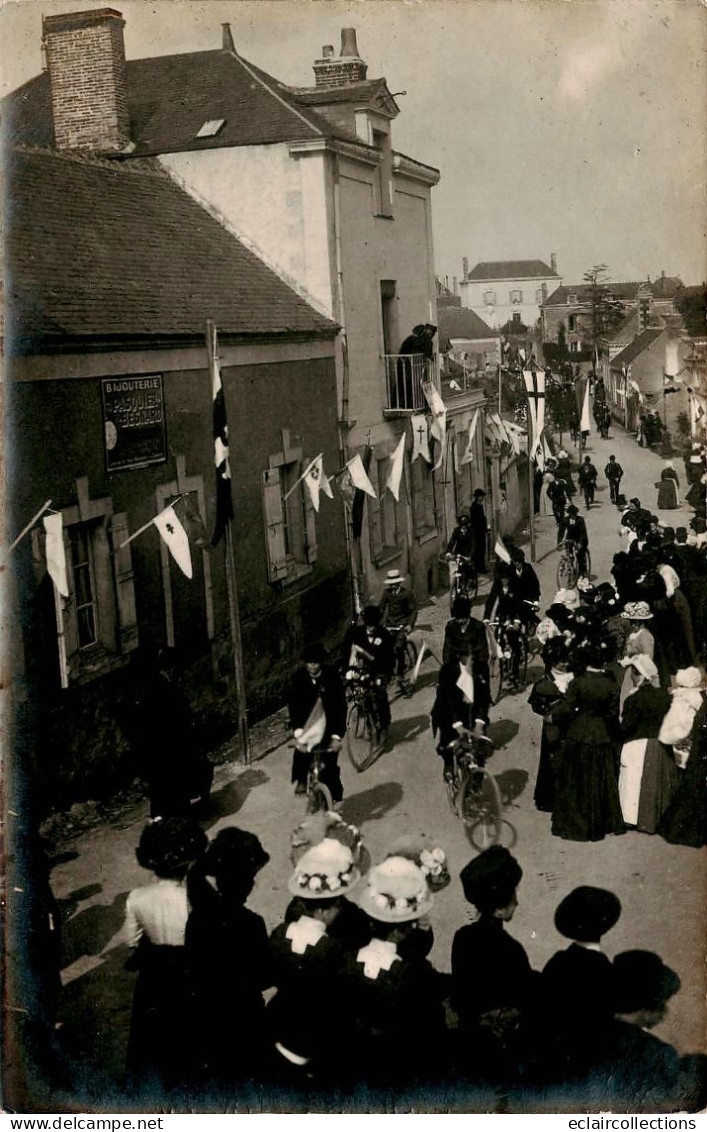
[523,368,546,465]
[208,320,233,546]
[410,414,431,463]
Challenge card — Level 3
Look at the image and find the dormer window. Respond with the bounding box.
[196,119,226,139]
[568,292,577,305]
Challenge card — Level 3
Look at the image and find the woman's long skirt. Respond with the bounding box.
[126,942,196,1093]
[657,479,679,509]
[552,740,625,842]
[618,738,679,833]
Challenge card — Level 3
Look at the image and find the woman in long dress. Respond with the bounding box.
[529,639,573,812]
[618,656,678,833]
[539,472,555,517]
[550,643,625,842]
[657,462,680,510]
[617,601,654,714]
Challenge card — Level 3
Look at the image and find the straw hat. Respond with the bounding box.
[287,838,360,899]
[384,569,405,586]
[358,856,433,923]
[620,601,653,621]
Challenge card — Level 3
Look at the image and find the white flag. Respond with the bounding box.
[580,375,591,433]
[153,505,193,578]
[410,414,431,463]
[297,697,327,752]
[461,409,479,465]
[421,378,447,443]
[303,454,332,512]
[456,660,475,705]
[386,433,406,502]
[346,454,377,498]
[494,537,511,565]
[43,513,68,597]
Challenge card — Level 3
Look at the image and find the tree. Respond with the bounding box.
[577,264,626,362]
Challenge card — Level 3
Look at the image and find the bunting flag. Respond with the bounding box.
[296,697,327,752]
[410,414,431,463]
[456,660,475,705]
[576,373,591,434]
[454,437,461,475]
[303,454,333,513]
[349,447,374,541]
[411,641,427,684]
[494,537,511,565]
[208,321,233,547]
[42,512,69,597]
[386,433,406,501]
[460,409,480,465]
[421,378,447,443]
[153,505,193,578]
[523,369,546,463]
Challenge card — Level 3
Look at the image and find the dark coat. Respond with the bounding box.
[379,586,418,629]
[288,664,347,745]
[447,524,475,558]
[346,624,395,681]
[529,673,570,811]
[431,661,489,743]
[552,671,620,745]
[443,615,489,671]
[620,684,671,742]
[451,917,533,1025]
[564,514,588,548]
[604,460,623,481]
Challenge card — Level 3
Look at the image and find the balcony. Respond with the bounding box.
[383,354,430,414]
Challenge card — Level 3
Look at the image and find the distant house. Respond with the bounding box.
[4,142,346,806]
[607,326,687,435]
[459,258,561,330]
[542,276,684,356]
[438,307,501,376]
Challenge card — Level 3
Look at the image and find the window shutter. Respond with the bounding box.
[261,468,288,582]
[54,527,79,688]
[109,513,139,655]
[304,494,318,565]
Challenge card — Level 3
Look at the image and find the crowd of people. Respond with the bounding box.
[117,816,703,1110]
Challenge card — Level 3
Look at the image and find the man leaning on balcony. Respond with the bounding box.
[395,324,437,409]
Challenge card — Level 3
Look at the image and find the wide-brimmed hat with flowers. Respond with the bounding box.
[287,838,360,899]
[384,835,450,894]
[358,856,433,923]
[290,811,364,868]
[621,601,653,621]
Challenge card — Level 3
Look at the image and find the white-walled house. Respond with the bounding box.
[460,258,561,331]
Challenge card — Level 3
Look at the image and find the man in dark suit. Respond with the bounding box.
[468,490,489,573]
[564,505,589,575]
[289,644,347,803]
[345,606,395,742]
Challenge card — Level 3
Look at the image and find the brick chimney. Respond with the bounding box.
[462,257,469,279]
[43,8,130,152]
[313,28,368,88]
[550,252,557,274]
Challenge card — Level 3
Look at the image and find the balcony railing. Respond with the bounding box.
[383,353,430,413]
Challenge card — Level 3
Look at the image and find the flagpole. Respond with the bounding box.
[206,320,250,765]
[282,453,322,503]
[115,493,190,552]
[523,374,537,563]
[5,499,53,558]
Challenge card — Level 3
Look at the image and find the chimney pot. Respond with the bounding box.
[550,252,557,273]
[322,44,334,57]
[340,28,360,57]
[462,256,469,278]
[222,23,236,52]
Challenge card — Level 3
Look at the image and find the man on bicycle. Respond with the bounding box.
[547,476,570,545]
[564,505,590,577]
[379,569,418,697]
[289,643,347,804]
[483,568,528,689]
[445,514,476,594]
[578,456,598,510]
[344,605,395,744]
[431,646,492,782]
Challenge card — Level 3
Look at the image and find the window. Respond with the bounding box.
[484,291,497,306]
[380,280,398,356]
[262,431,317,585]
[568,315,576,332]
[510,290,523,305]
[373,128,393,217]
[32,476,139,688]
[568,292,577,305]
[412,457,439,538]
[569,340,579,353]
[512,312,522,325]
[369,455,403,565]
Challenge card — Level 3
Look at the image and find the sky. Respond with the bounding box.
[1,0,705,288]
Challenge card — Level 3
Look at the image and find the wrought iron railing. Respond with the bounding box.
[383,354,429,412]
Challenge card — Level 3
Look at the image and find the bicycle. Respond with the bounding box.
[444,553,479,604]
[444,732,502,849]
[387,625,418,697]
[485,618,529,704]
[344,674,386,773]
[294,746,334,814]
[556,539,592,589]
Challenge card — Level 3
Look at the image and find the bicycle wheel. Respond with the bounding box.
[307,780,333,814]
[450,570,460,606]
[404,639,418,676]
[556,553,577,591]
[444,771,460,816]
[460,768,502,849]
[585,549,592,579]
[463,571,479,603]
[345,701,376,772]
[516,635,529,688]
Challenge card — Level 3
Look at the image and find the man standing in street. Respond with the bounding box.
[604,455,624,505]
[469,489,489,574]
[578,456,598,510]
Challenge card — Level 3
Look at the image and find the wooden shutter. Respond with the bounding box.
[304,493,318,565]
[261,468,288,582]
[57,527,80,688]
[109,513,139,655]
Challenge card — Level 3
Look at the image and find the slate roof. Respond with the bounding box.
[5,146,337,349]
[544,279,684,306]
[2,46,375,156]
[439,307,498,341]
[465,260,558,282]
[609,328,665,369]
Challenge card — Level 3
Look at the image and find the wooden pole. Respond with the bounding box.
[206,320,250,764]
[5,499,53,558]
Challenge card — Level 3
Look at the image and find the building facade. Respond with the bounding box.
[459,258,561,331]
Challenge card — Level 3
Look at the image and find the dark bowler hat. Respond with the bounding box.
[301,642,329,665]
[554,886,621,942]
[203,826,270,882]
[567,504,579,516]
[460,846,522,914]
[612,950,681,1013]
[473,488,486,499]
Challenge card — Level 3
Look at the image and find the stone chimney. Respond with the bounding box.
[43,8,130,152]
[453,277,458,296]
[222,23,236,52]
[462,257,469,279]
[550,252,557,274]
[313,28,368,88]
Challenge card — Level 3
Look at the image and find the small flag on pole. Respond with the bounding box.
[153,505,193,578]
[43,513,68,597]
[456,660,475,704]
[208,321,233,547]
[386,432,406,502]
[346,453,377,498]
[303,454,333,513]
[494,537,511,565]
[461,409,479,465]
[296,697,327,752]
